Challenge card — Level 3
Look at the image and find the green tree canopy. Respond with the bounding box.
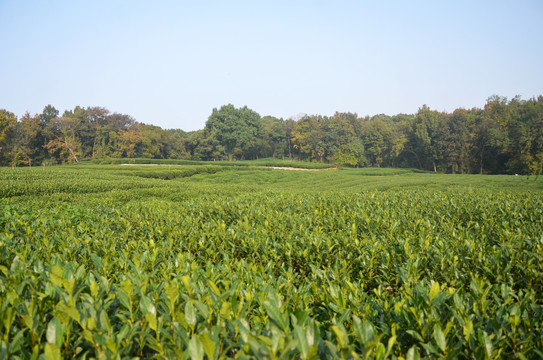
[205,104,262,160]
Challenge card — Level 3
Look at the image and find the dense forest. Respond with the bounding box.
[1,95,542,175]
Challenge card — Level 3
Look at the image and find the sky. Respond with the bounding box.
[1,0,542,131]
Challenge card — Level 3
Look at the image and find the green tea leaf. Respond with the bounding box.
[121,279,132,297]
[146,313,157,331]
[331,325,346,349]
[188,336,204,360]
[117,291,131,310]
[139,295,156,316]
[58,303,80,324]
[181,275,192,294]
[46,317,63,346]
[199,331,217,360]
[479,330,493,358]
[185,301,197,328]
[429,281,440,302]
[375,342,386,360]
[386,335,397,357]
[433,325,446,352]
[406,346,420,360]
[463,318,473,340]
[90,280,99,297]
[165,281,180,305]
[293,325,309,359]
[219,301,232,321]
[49,265,64,288]
[263,299,288,332]
[44,343,61,360]
[208,280,221,296]
[360,320,375,344]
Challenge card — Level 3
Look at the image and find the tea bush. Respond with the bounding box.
[0,166,542,359]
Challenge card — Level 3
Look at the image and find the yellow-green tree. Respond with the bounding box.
[0,109,17,164]
[10,112,42,166]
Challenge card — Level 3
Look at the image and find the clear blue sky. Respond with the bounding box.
[1,0,542,131]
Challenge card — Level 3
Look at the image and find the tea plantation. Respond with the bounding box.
[1,164,542,359]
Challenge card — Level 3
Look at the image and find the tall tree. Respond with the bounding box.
[261,116,286,158]
[140,124,167,158]
[10,112,42,166]
[439,109,472,173]
[291,115,326,161]
[117,126,143,158]
[192,128,225,161]
[334,139,366,167]
[284,119,296,159]
[322,113,357,161]
[44,116,82,163]
[205,104,262,160]
[411,105,442,172]
[0,109,17,164]
[361,117,399,167]
[507,96,543,176]
[40,105,59,127]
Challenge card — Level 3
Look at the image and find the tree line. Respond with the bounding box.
[1,95,542,175]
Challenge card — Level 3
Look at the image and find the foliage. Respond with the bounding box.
[0,109,17,164]
[0,166,542,358]
[2,95,543,174]
[205,105,262,160]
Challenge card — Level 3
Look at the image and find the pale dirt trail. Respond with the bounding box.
[119,163,338,171]
[121,164,182,166]
[262,166,338,171]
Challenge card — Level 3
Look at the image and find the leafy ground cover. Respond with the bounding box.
[0,164,542,359]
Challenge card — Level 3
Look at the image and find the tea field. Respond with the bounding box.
[1,164,542,359]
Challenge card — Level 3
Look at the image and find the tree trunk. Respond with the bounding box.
[288,138,292,159]
[65,138,78,163]
[68,147,78,163]
[480,149,484,175]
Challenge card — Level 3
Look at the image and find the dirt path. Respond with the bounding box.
[119,163,338,171]
[262,166,338,171]
[120,164,182,166]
